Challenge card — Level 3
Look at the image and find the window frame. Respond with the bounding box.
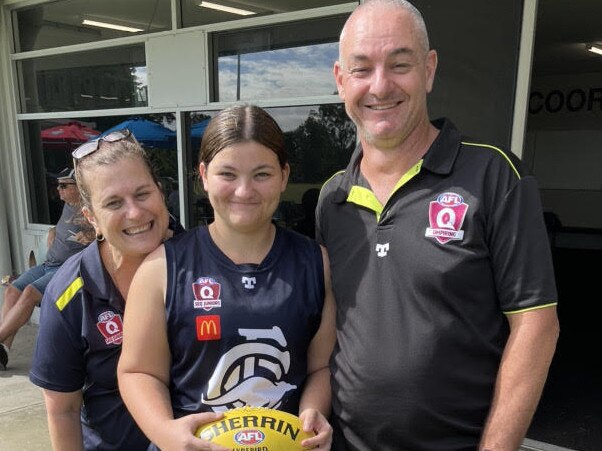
[7,0,357,227]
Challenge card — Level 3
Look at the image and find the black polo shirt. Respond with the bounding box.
[316,118,557,451]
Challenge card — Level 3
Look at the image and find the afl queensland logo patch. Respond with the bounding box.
[192,277,222,311]
[425,192,469,244]
[96,311,123,345]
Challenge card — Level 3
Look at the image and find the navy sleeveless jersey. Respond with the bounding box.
[164,225,324,417]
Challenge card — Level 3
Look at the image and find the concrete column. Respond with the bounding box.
[0,190,13,279]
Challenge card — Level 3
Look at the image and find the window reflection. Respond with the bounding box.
[24,114,177,225]
[185,104,356,237]
[181,0,354,28]
[211,15,347,101]
[18,45,146,113]
[217,43,339,101]
[12,0,171,52]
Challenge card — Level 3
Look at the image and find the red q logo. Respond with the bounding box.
[96,311,123,345]
[192,277,222,311]
[425,192,469,244]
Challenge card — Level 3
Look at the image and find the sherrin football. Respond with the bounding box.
[195,406,315,450]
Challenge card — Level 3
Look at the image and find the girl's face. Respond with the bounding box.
[200,141,289,234]
[83,157,169,259]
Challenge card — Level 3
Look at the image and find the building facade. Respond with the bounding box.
[1,1,601,449]
[1,0,540,275]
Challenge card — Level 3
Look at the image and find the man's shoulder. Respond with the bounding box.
[60,201,79,217]
[428,118,527,180]
[321,169,347,193]
[458,139,528,179]
[315,170,350,213]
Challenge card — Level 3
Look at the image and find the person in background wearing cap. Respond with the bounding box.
[0,168,87,370]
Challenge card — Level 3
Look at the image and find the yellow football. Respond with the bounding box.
[195,406,315,450]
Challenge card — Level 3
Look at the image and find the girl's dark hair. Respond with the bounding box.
[199,104,287,168]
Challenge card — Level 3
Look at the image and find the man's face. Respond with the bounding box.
[57,181,80,204]
[334,6,437,149]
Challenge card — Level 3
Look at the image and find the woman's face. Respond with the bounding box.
[200,141,289,234]
[83,157,169,259]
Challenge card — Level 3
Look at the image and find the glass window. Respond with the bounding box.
[23,114,177,225]
[185,104,355,236]
[210,15,347,101]
[17,45,146,113]
[12,0,171,52]
[181,0,353,28]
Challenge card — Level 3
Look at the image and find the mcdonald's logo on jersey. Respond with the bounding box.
[196,315,221,341]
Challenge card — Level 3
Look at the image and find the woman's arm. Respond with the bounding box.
[43,389,84,451]
[118,246,226,451]
[299,245,336,449]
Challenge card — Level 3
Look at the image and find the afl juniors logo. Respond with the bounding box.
[96,311,123,345]
[425,192,469,244]
[192,277,222,311]
[202,326,296,411]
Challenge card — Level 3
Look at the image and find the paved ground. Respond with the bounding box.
[0,322,51,450]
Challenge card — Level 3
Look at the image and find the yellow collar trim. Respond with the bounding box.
[347,160,423,220]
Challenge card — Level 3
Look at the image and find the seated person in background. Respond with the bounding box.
[0,168,87,370]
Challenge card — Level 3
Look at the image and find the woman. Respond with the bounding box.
[29,130,219,450]
[118,105,335,450]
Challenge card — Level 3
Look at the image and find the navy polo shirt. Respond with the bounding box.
[30,241,150,451]
[316,118,558,450]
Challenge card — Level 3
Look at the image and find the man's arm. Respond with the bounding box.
[47,226,56,249]
[479,306,559,451]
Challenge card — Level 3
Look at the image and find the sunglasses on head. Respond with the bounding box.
[72,128,132,160]
[57,183,75,189]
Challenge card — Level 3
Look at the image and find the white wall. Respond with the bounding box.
[526,73,602,229]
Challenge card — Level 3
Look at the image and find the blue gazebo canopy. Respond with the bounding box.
[100,117,175,148]
[191,119,209,138]
[190,119,210,150]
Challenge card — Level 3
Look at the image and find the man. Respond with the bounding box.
[0,168,87,370]
[316,1,560,450]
